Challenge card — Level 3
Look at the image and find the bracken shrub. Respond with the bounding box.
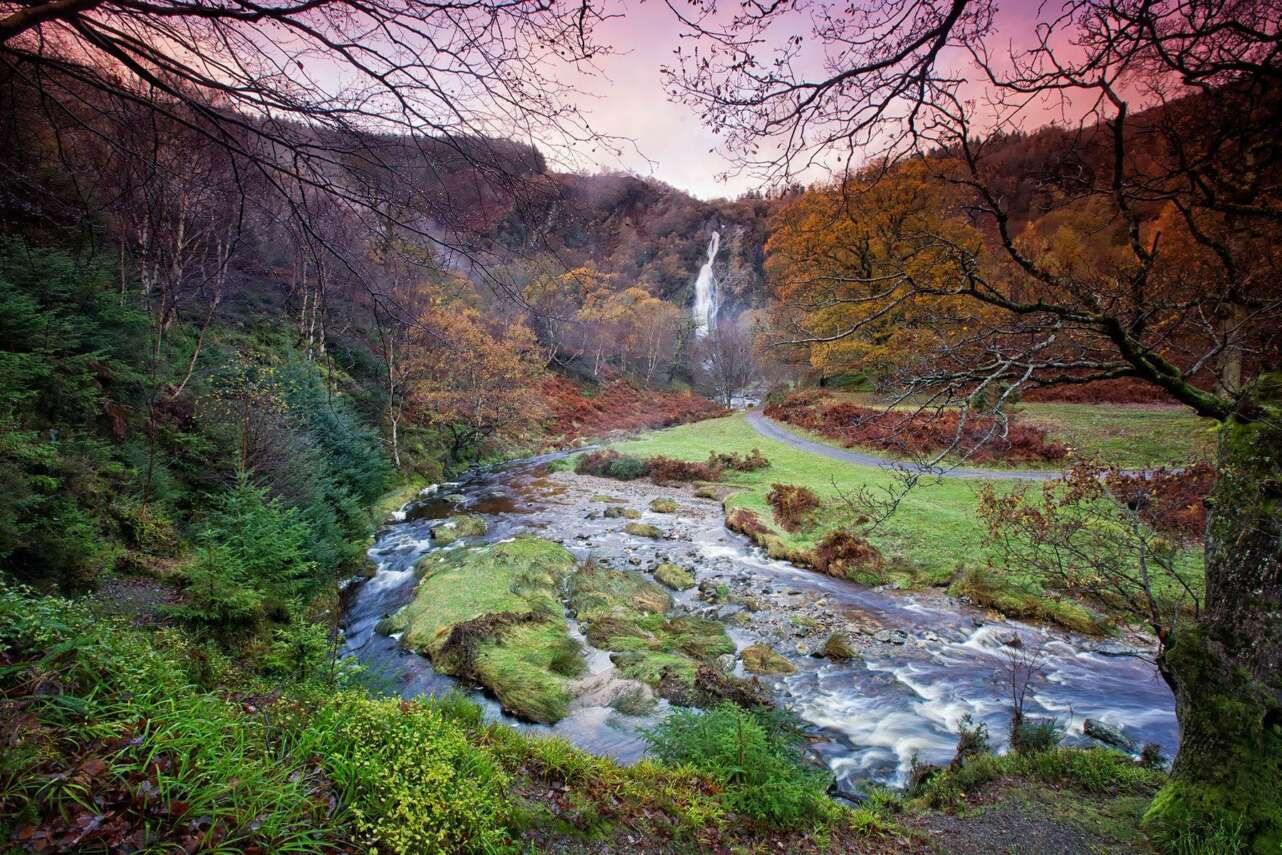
[813,530,881,576]
[708,448,770,472]
[303,693,511,854]
[574,449,651,481]
[765,483,821,532]
[1107,462,1215,542]
[725,507,770,537]
[541,377,726,441]
[648,455,722,485]
[644,703,834,828]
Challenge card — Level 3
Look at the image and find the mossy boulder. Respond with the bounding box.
[694,486,719,499]
[430,514,487,544]
[451,514,487,536]
[821,632,858,661]
[741,643,796,675]
[592,494,628,504]
[379,537,580,724]
[624,522,663,539]
[653,563,695,591]
[649,498,679,514]
[603,506,641,520]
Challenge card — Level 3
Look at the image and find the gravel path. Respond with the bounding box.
[745,410,1066,482]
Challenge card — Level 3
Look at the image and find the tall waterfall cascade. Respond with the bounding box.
[692,230,720,337]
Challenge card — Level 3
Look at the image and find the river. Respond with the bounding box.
[342,453,1179,793]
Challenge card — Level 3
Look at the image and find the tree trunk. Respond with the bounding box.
[1145,375,1282,853]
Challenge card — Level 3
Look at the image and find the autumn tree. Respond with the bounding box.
[669,0,1282,846]
[404,297,546,465]
[764,160,986,384]
[566,264,621,377]
[608,287,682,384]
[524,264,593,366]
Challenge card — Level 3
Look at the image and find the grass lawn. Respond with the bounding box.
[1019,402,1216,468]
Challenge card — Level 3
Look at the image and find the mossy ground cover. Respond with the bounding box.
[380,536,581,723]
[905,747,1168,854]
[567,562,734,693]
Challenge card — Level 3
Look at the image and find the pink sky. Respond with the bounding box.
[561,0,1078,200]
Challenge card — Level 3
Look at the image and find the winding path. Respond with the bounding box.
[745,409,1066,481]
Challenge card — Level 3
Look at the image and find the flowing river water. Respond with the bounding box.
[342,453,1179,793]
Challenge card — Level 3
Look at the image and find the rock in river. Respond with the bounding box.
[1084,718,1137,752]
[741,643,796,675]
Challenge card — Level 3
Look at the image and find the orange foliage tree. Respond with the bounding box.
[764,161,989,383]
[404,299,546,465]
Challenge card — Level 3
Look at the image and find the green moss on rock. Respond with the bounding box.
[603,506,641,519]
[649,498,679,514]
[741,643,796,675]
[624,522,663,539]
[567,562,732,700]
[821,632,858,661]
[380,537,580,724]
[653,563,695,591]
[429,514,487,544]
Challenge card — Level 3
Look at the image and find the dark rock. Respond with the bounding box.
[828,780,867,806]
[821,632,859,661]
[1084,718,1137,752]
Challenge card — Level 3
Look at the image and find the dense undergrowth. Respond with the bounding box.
[0,583,917,853]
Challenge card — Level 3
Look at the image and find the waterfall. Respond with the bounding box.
[692,230,720,337]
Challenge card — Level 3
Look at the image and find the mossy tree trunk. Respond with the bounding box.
[1145,383,1282,853]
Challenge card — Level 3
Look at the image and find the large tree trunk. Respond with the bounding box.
[1145,376,1282,853]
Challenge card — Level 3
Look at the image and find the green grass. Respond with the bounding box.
[1020,402,1216,468]
[610,413,997,587]
[380,537,581,723]
[371,474,432,522]
[913,746,1166,812]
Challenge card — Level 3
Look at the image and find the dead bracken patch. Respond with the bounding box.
[765,391,1067,463]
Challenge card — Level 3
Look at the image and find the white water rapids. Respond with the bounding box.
[692,230,720,336]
